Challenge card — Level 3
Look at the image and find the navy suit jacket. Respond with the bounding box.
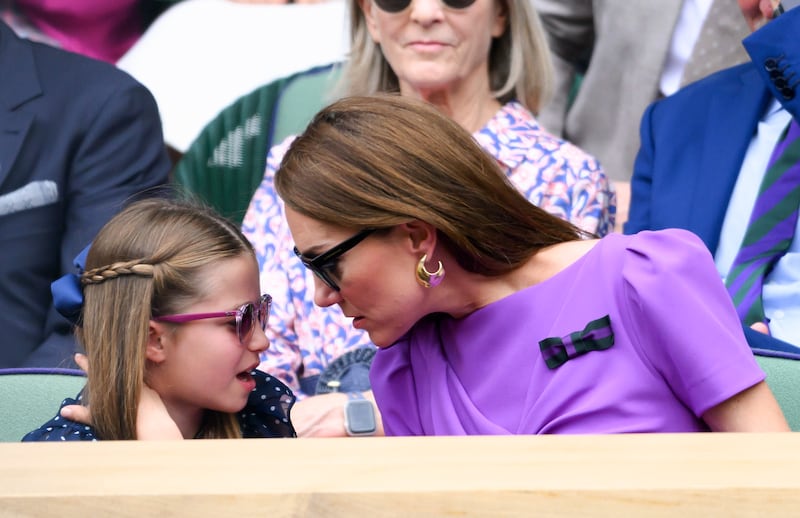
[0,21,170,367]
[625,9,800,358]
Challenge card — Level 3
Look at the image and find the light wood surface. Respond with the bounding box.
[2,433,799,516]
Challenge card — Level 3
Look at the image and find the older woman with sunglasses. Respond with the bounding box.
[242,0,615,436]
[23,198,296,441]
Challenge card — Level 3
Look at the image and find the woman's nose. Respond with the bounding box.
[408,0,446,23]
[313,276,343,308]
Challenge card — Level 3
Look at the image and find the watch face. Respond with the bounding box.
[345,399,376,435]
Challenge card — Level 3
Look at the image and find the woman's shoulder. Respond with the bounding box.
[477,100,538,140]
[479,101,603,173]
[602,229,717,292]
[614,228,708,259]
[535,230,710,286]
[21,397,97,442]
[531,238,600,283]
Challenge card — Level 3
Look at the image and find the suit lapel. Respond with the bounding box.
[0,111,35,189]
[0,21,43,190]
[689,65,772,252]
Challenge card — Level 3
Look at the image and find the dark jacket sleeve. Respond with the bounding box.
[23,73,171,368]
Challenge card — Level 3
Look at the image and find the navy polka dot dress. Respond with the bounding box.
[22,370,296,441]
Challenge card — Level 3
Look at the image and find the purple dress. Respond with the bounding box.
[370,229,765,435]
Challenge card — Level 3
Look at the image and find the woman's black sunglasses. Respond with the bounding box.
[294,229,376,292]
[374,0,477,14]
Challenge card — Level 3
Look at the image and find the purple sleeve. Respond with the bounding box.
[620,229,765,416]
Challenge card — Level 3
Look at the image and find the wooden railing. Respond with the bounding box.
[3,433,799,516]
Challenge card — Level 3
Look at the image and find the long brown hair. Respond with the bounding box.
[275,95,584,276]
[77,198,253,440]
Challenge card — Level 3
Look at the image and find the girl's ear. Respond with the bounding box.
[145,321,169,364]
[398,220,438,254]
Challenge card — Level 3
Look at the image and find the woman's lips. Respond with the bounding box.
[407,41,448,53]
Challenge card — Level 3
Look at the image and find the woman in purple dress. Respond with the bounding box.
[275,94,790,435]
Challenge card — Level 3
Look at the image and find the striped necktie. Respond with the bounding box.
[726,119,800,326]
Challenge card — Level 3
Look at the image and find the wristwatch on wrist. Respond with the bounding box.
[344,392,376,437]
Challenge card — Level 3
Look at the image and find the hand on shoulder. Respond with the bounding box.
[59,353,181,439]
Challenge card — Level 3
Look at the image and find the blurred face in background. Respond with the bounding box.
[360,0,507,98]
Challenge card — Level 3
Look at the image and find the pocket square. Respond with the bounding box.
[0,180,58,217]
[539,315,614,370]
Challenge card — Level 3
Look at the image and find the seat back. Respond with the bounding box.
[755,354,800,431]
[171,77,290,225]
[268,63,342,147]
[0,368,86,442]
[171,63,342,226]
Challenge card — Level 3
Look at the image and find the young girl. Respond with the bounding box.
[23,198,295,440]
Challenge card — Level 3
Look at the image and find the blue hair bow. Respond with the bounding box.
[51,244,91,326]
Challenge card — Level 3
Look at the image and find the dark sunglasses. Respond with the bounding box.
[374,0,476,13]
[154,294,272,345]
[294,229,376,292]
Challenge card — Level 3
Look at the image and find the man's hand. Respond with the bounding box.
[739,0,781,31]
[751,321,771,335]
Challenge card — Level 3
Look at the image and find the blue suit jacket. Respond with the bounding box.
[0,21,170,367]
[625,9,800,358]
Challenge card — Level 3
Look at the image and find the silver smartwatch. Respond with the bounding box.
[343,392,376,437]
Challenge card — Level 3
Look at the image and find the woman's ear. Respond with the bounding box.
[492,0,509,38]
[359,0,381,43]
[399,220,438,254]
[145,321,169,364]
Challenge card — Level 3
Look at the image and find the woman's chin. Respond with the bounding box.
[367,329,403,349]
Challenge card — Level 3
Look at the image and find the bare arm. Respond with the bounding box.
[290,390,385,437]
[702,381,790,432]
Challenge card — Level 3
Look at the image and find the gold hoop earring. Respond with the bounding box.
[415,254,445,288]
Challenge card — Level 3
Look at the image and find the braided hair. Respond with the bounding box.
[77,198,253,440]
